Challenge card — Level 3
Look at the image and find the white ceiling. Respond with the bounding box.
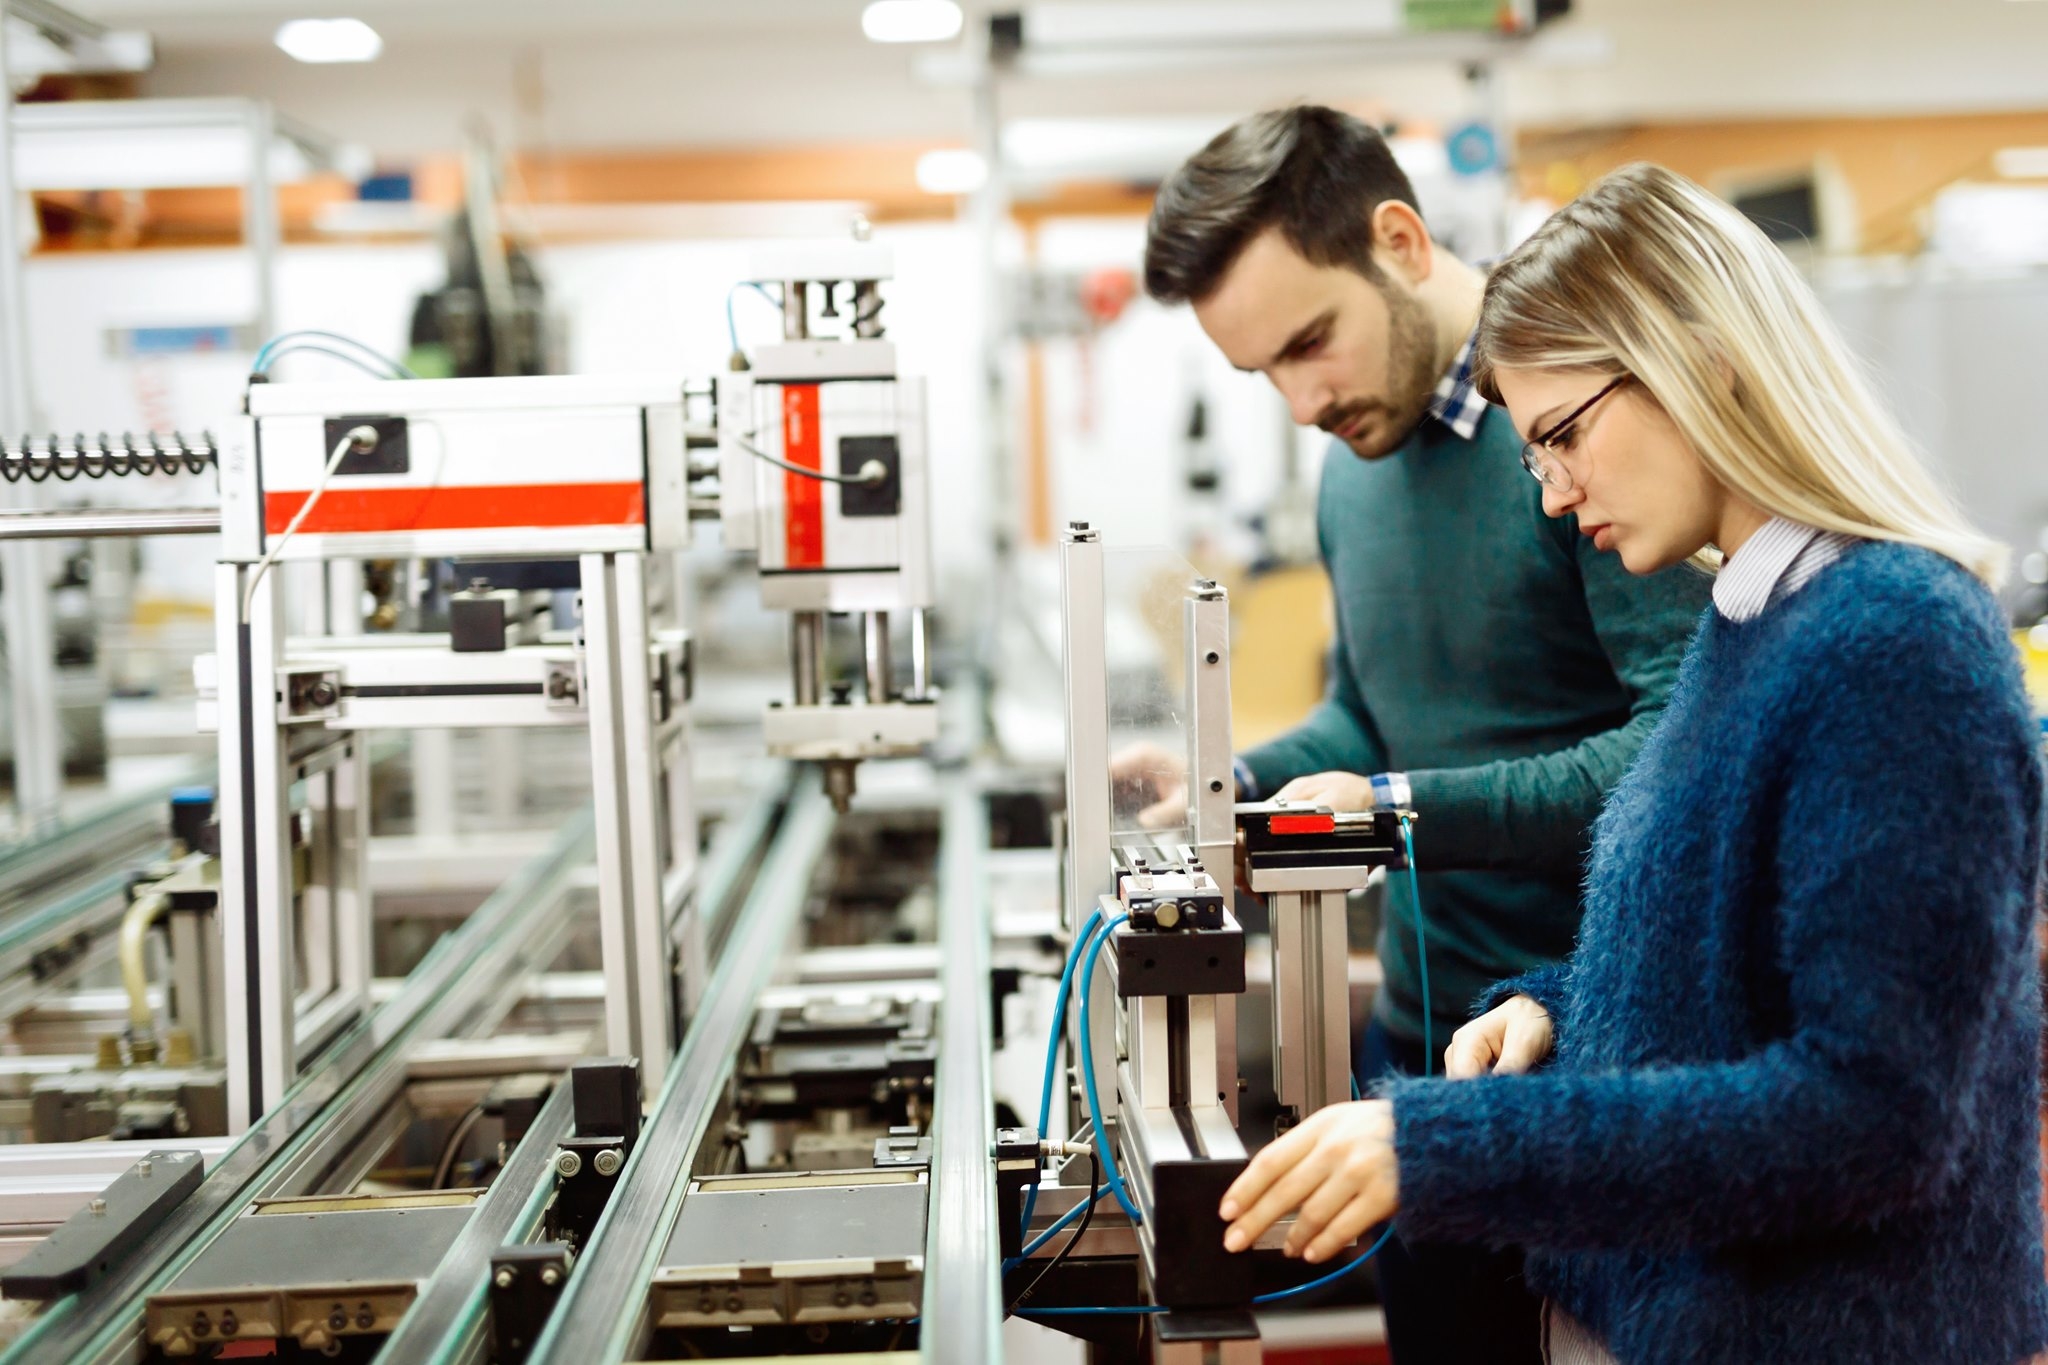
[40,0,2048,159]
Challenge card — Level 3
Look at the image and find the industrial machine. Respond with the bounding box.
[715,232,940,812]
[0,262,1394,1365]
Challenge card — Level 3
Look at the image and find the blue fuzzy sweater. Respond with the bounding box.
[1386,543,2048,1365]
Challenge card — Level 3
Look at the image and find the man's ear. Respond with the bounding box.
[1371,201,1433,286]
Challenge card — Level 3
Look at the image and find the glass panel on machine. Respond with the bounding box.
[1102,546,1204,849]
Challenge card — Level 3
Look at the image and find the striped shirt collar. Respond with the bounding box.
[1713,517,1859,622]
[1428,330,1486,441]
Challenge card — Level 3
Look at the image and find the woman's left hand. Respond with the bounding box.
[1219,1099,1400,1263]
[1269,771,1378,813]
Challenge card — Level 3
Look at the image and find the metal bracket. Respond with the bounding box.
[544,658,585,712]
[276,665,341,725]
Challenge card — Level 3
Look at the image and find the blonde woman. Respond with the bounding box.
[1214,163,2048,1365]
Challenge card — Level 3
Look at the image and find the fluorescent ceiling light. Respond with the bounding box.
[915,148,987,195]
[863,0,963,43]
[275,18,382,64]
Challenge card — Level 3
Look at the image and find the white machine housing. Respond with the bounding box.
[227,373,693,562]
[716,238,939,770]
[715,344,931,616]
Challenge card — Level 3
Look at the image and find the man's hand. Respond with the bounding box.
[1218,1100,1399,1264]
[1270,771,1377,813]
[1110,742,1190,829]
[1443,995,1554,1079]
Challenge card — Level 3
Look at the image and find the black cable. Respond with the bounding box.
[1006,1152,1099,1318]
[431,1105,487,1189]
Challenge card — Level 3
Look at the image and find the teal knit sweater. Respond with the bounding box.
[1240,408,1709,1042]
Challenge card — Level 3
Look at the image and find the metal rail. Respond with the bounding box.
[921,781,1002,1363]
[524,781,837,1365]
[372,1082,578,1365]
[0,507,220,539]
[0,810,597,1365]
[370,773,793,1365]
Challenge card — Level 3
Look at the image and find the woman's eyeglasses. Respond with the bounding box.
[1519,375,1630,492]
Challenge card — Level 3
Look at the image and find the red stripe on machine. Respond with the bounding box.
[264,482,645,536]
[1269,814,1336,835]
[781,383,825,569]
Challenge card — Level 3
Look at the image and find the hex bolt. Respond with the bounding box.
[593,1147,622,1177]
[555,1149,583,1179]
[137,1159,152,1177]
[88,1198,106,1216]
[308,680,338,709]
[494,1268,516,1290]
[540,1265,562,1288]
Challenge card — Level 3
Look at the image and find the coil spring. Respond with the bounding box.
[0,432,217,483]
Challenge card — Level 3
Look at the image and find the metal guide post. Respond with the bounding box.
[580,553,648,1076]
[1184,582,1234,895]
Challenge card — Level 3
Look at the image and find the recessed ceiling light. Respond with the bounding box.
[862,1,963,44]
[275,18,383,64]
[915,148,987,195]
[1995,147,2048,178]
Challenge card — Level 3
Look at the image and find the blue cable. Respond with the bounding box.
[1252,1222,1397,1304]
[1400,814,1431,1077]
[1077,913,1142,1224]
[1015,907,1107,1256]
[1018,1180,1112,1259]
[252,329,416,379]
[725,280,782,360]
[1015,1223,1397,1317]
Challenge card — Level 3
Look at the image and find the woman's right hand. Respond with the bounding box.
[1443,995,1554,1079]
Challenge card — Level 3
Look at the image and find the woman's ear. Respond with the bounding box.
[1371,201,1433,286]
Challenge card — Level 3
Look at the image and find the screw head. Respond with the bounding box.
[494,1268,516,1289]
[555,1149,583,1178]
[593,1148,622,1177]
[137,1159,153,1177]
[88,1198,106,1216]
[1209,779,1224,793]
[539,1265,562,1287]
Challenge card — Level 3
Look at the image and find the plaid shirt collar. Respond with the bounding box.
[1427,330,1486,441]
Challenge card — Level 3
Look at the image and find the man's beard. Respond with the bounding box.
[1318,283,1441,460]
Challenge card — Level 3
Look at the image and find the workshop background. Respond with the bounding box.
[0,4,2045,1364]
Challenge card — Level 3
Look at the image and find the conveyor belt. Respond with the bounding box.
[0,809,597,1365]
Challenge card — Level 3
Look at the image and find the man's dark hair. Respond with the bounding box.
[1144,105,1422,306]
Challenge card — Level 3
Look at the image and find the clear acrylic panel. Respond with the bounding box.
[1102,546,1203,845]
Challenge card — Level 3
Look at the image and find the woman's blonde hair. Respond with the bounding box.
[1472,163,2006,586]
